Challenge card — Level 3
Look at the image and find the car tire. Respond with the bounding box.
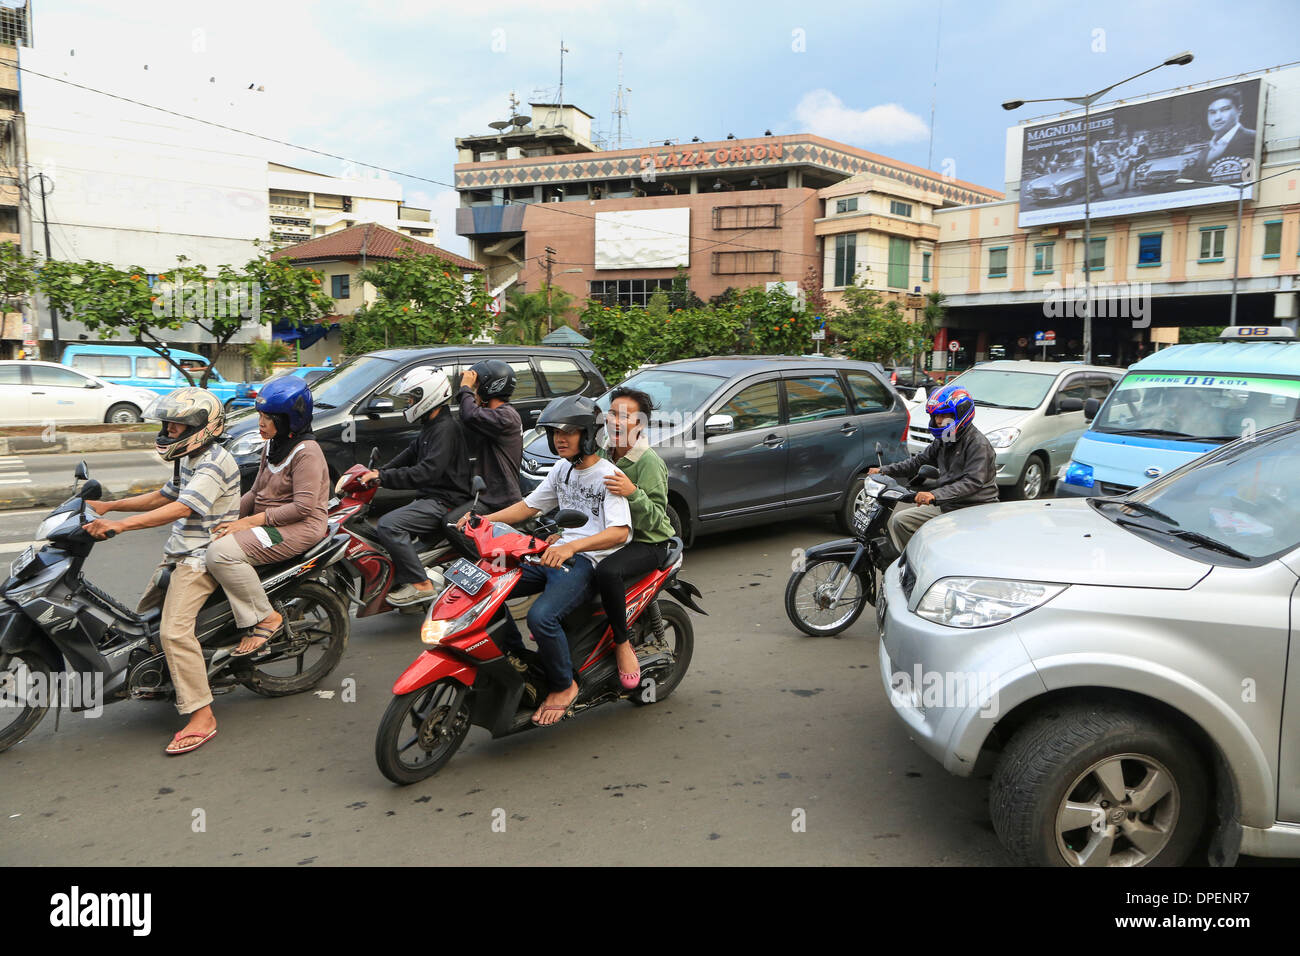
[665,502,683,541]
[223,399,239,413]
[836,473,868,534]
[1011,454,1048,501]
[104,403,142,425]
[990,703,1208,867]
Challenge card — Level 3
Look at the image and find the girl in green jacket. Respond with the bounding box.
[598,387,676,690]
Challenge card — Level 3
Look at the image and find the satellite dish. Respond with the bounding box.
[512,114,532,127]
[488,120,511,130]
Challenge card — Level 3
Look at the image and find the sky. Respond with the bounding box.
[23,0,1300,256]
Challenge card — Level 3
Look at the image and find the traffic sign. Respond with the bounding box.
[948,340,960,352]
[811,329,825,341]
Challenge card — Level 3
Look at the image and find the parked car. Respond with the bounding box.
[0,360,160,425]
[905,360,1123,500]
[221,346,607,500]
[225,366,334,411]
[882,365,941,397]
[1060,326,1300,498]
[879,419,1300,866]
[61,344,250,408]
[519,356,911,545]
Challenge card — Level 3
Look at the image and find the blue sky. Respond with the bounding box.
[30,0,1300,254]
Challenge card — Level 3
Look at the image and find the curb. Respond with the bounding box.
[0,431,156,456]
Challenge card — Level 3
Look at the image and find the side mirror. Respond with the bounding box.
[79,479,103,501]
[1083,398,1100,422]
[366,397,395,414]
[368,446,380,469]
[704,414,734,437]
[85,380,103,389]
[1057,397,1085,414]
[74,460,89,481]
[917,465,940,481]
[554,508,588,529]
[472,475,487,495]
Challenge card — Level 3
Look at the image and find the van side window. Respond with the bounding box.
[508,361,541,400]
[785,375,849,423]
[843,372,892,413]
[70,355,132,377]
[715,379,781,433]
[136,357,173,379]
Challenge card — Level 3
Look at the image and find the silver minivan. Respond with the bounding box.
[878,420,1300,866]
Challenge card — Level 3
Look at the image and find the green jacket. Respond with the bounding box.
[599,436,675,544]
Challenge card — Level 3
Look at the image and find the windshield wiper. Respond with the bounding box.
[1113,518,1251,560]
[1096,499,1180,526]
[314,402,336,409]
[971,399,1002,407]
[1100,427,1195,438]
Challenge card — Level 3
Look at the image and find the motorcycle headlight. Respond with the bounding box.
[916,577,1067,628]
[420,574,515,645]
[37,513,71,540]
[984,427,1021,450]
[227,431,266,457]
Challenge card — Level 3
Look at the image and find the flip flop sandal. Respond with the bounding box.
[530,700,575,728]
[166,728,217,755]
[231,622,280,658]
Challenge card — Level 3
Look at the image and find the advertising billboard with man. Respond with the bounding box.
[1017,79,1262,228]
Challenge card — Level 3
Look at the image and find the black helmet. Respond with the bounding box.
[469,358,516,400]
[538,394,600,462]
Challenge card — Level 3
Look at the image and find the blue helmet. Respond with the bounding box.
[924,384,975,441]
[256,374,313,434]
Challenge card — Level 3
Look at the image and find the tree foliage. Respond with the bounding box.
[344,252,489,353]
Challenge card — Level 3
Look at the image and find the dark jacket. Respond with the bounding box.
[879,425,998,512]
[378,410,471,506]
[456,386,522,511]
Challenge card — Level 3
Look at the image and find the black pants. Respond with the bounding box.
[375,498,474,585]
[594,541,669,644]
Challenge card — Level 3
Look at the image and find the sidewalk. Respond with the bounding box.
[0,450,172,511]
[0,425,156,457]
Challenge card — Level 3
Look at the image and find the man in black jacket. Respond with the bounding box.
[455,360,523,552]
[869,384,997,552]
[363,366,472,605]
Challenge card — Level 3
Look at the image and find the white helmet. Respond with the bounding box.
[393,365,452,424]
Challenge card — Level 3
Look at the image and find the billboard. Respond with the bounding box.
[1017,79,1262,228]
[593,208,691,270]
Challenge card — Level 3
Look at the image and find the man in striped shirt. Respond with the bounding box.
[87,387,241,755]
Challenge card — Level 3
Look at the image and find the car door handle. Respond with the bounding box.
[839,422,858,435]
[762,434,784,448]
[529,409,541,418]
[32,391,44,395]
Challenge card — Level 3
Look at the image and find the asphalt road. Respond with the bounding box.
[0,514,1010,866]
[0,450,171,511]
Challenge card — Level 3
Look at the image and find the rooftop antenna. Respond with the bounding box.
[612,52,631,149]
[557,39,569,112]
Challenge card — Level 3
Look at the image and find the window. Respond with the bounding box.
[889,200,913,218]
[712,250,780,275]
[1137,233,1163,267]
[69,354,132,377]
[135,357,174,379]
[331,274,350,298]
[1087,237,1106,272]
[508,361,540,400]
[835,197,858,214]
[715,379,781,433]
[844,372,891,413]
[1056,376,1091,406]
[588,278,674,308]
[921,251,931,282]
[988,246,1008,278]
[1033,242,1055,274]
[1089,377,1119,402]
[713,204,780,229]
[0,364,21,384]
[1199,227,1226,261]
[1262,221,1282,259]
[537,357,584,395]
[30,366,90,388]
[833,234,856,287]
[887,237,910,289]
[786,375,849,423]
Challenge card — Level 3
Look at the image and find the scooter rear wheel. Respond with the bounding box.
[0,648,54,754]
[375,678,472,785]
[785,559,868,637]
[235,581,350,697]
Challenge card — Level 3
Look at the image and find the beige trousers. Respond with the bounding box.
[204,534,274,629]
[887,503,944,552]
[139,563,218,715]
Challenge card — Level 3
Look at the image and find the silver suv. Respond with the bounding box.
[878,420,1300,866]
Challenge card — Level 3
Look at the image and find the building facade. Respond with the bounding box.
[268,163,434,246]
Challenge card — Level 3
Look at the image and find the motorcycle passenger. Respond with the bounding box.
[85,387,241,755]
[868,384,997,552]
[363,366,472,605]
[207,375,330,657]
[461,395,632,727]
[453,359,523,556]
[595,387,675,690]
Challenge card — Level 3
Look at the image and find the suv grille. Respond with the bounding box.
[909,426,933,445]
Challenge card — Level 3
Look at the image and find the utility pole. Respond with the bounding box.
[30,173,60,357]
[544,246,556,332]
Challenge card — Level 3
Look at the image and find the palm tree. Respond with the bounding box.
[495,288,548,345]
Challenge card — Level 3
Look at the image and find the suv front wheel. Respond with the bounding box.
[990,704,1208,866]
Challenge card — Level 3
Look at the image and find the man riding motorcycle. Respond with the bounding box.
[85,387,242,755]
[362,366,473,605]
[453,359,523,557]
[868,383,998,551]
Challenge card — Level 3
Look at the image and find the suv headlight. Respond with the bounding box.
[227,432,266,457]
[984,427,1020,449]
[916,577,1067,628]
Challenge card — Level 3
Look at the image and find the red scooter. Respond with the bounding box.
[373,494,706,785]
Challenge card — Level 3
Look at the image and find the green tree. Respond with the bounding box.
[583,298,655,382]
[248,339,293,377]
[834,281,925,363]
[0,241,37,309]
[495,287,549,345]
[344,252,489,353]
[667,266,703,311]
[1178,325,1225,344]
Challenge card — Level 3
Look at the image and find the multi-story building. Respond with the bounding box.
[268,163,434,246]
[0,1,30,358]
[453,105,1000,313]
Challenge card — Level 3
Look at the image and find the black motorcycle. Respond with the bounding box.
[0,462,353,753]
[785,444,938,636]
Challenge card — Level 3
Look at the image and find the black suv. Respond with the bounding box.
[223,346,606,502]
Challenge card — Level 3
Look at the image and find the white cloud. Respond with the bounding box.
[792,89,929,146]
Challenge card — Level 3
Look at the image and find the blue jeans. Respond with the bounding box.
[494,558,596,692]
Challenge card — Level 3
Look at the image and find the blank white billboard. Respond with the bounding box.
[594,208,690,270]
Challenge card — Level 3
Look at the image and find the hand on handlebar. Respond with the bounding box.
[539,542,575,569]
[455,511,478,532]
[84,518,124,540]
[867,467,880,475]
[913,491,936,506]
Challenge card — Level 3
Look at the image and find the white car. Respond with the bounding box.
[0,361,159,425]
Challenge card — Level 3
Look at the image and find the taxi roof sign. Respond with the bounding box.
[1217,326,1297,342]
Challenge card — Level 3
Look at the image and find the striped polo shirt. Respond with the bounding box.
[158,443,242,563]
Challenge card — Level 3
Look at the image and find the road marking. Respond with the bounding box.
[0,456,30,485]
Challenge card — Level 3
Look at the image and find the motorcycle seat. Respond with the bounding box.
[252,535,339,580]
[659,537,684,570]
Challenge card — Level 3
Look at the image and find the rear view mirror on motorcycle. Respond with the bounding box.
[916,465,940,482]
[554,509,587,530]
[74,460,89,481]
[79,479,104,501]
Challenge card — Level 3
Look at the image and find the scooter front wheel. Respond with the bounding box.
[785,559,868,637]
[0,648,55,754]
[375,678,471,785]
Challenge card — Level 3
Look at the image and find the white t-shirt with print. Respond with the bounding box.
[524,456,631,565]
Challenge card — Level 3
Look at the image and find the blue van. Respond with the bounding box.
[61,344,250,407]
[1058,326,1300,496]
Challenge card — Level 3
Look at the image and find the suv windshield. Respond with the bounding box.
[946,368,1056,409]
[1093,371,1300,442]
[309,356,398,410]
[1102,425,1300,560]
[601,369,727,423]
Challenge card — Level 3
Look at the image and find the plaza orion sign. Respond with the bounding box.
[640,141,786,171]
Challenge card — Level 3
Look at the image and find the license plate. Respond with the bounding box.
[445,558,490,596]
[9,546,34,578]
[852,505,875,537]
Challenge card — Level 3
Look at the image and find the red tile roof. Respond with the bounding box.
[271,223,482,270]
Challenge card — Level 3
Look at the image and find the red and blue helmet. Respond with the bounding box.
[924,384,975,441]
[255,374,313,434]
